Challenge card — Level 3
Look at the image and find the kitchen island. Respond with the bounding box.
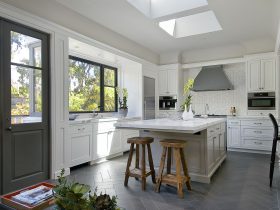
[115,118,226,183]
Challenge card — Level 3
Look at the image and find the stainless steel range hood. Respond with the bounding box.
[192,65,233,91]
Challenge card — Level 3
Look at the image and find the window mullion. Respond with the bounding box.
[100,65,105,112]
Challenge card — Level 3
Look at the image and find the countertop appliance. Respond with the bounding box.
[159,96,177,110]
[248,92,275,110]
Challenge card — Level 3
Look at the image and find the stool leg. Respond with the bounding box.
[147,144,156,184]
[167,147,172,174]
[174,148,184,198]
[124,143,134,187]
[180,148,192,190]
[141,144,146,191]
[135,144,140,181]
[155,147,167,193]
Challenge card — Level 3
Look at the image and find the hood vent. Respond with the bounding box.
[192,65,233,92]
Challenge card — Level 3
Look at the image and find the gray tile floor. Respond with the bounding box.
[69,152,280,210]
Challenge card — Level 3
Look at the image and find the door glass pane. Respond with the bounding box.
[69,59,101,112]
[104,68,115,86]
[11,65,42,124]
[11,31,42,68]
[104,87,116,111]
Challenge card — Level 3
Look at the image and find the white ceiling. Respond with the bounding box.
[55,0,279,55]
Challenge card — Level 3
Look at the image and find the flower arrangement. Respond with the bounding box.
[116,87,128,109]
[181,78,194,111]
[53,169,120,210]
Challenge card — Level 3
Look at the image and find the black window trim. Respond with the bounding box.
[69,55,118,113]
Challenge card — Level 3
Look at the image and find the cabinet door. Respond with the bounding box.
[95,132,109,159]
[158,70,168,95]
[207,137,215,170]
[261,59,276,91]
[213,135,220,162]
[70,134,92,167]
[247,60,261,92]
[167,70,177,95]
[108,130,122,155]
[219,132,225,155]
[227,126,241,147]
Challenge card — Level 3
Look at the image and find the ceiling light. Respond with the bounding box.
[159,19,176,36]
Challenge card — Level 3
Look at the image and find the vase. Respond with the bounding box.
[118,108,128,118]
[182,104,194,121]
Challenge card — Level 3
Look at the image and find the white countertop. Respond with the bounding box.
[115,118,226,133]
[69,116,141,125]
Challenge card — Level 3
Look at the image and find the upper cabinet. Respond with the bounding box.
[159,69,178,95]
[247,57,276,92]
[158,64,182,96]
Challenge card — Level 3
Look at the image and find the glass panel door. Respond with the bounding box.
[10,32,43,124]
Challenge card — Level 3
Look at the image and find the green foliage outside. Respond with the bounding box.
[69,60,116,112]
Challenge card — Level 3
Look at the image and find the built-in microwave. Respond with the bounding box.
[159,96,177,110]
[248,92,275,110]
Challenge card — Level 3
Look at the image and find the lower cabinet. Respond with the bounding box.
[93,129,122,160]
[69,124,93,167]
[120,130,139,151]
[227,118,274,151]
[207,123,226,172]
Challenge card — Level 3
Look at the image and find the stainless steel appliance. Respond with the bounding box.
[159,96,177,110]
[144,77,155,120]
[248,92,275,110]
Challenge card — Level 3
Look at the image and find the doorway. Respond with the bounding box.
[0,19,50,194]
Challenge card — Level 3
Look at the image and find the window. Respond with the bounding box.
[69,56,117,113]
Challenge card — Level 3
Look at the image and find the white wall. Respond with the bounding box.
[183,63,246,116]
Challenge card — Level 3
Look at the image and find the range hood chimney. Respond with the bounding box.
[192,65,233,92]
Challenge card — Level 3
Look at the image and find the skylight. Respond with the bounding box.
[127,0,208,19]
[159,11,222,38]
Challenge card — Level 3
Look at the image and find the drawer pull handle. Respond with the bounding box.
[254,123,262,125]
[210,130,214,133]
[254,131,262,134]
[216,128,220,130]
[254,142,263,145]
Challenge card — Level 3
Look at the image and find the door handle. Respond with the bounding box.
[6,126,12,131]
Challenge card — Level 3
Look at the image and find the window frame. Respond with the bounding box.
[69,55,118,113]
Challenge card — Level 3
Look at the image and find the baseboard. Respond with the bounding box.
[228,148,270,154]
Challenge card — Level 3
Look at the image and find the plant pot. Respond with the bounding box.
[118,108,128,117]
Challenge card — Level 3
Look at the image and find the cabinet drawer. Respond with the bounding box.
[207,124,220,137]
[241,127,273,138]
[227,120,240,126]
[70,124,92,134]
[94,121,117,133]
[241,137,272,150]
[241,120,272,127]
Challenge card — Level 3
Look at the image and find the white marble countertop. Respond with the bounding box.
[115,118,226,133]
[69,116,141,125]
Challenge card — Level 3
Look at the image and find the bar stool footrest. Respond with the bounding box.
[162,174,187,185]
[129,168,152,178]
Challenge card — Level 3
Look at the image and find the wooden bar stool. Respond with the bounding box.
[155,139,191,198]
[124,137,156,190]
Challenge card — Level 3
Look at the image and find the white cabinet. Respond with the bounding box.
[227,126,241,147]
[227,118,274,152]
[247,58,276,92]
[93,128,123,160]
[207,136,215,170]
[69,124,92,167]
[120,129,139,151]
[158,69,178,95]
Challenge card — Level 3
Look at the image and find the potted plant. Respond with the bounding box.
[116,87,128,117]
[53,169,121,210]
[181,78,194,120]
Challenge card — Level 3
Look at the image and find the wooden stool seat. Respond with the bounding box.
[155,139,191,198]
[127,136,153,144]
[160,139,186,148]
[124,137,156,191]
